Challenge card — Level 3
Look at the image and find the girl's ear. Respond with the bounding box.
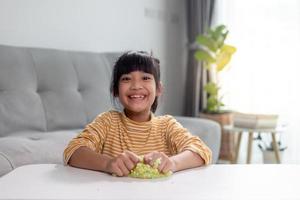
[156,82,163,97]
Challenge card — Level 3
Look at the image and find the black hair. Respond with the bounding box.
[110,51,161,112]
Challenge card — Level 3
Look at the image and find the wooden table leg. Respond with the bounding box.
[271,132,281,163]
[247,132,254,164]
[233,131,243,164]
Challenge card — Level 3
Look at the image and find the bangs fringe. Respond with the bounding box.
[116,52,158,76]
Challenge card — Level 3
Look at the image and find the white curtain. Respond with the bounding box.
[212,0,300,125]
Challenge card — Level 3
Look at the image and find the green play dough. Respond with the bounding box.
[128,156,172,179]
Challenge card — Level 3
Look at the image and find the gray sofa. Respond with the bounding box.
[0,44,221,176]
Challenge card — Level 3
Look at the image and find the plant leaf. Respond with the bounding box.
[206,97,220,113]
[196,35,218,52]
[222,44,237,54]
[204,82,219,95]
[210,25,228,48]
[194,50,215,64]
[211,25,226,41]
[215,25,226,34]
[215,45,237,71]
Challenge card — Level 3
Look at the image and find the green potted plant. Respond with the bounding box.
[195,25,237,162]
[195,24,236,113]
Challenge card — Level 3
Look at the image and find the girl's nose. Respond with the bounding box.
[130,80,143,90]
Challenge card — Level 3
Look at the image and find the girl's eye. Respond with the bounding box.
[121,77,131,81]
[143,76,152,80]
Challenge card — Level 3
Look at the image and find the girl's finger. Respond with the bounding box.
[143,152,155,164]
[118,161,130,176]
[124,150,140,164]
[158,159,167,172]
[122,156,135,171]
[162,161,173,173]
[113,166,123,177]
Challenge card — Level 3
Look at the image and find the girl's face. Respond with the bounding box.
[118,70,162,116]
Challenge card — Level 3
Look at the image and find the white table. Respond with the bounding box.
[224,125,285,164]
[0,164,299,200]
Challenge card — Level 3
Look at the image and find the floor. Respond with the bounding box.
[219,122,300,164]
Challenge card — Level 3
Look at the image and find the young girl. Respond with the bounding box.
[63,51,212,177]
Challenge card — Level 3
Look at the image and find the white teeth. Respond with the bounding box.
[129,95,145,98]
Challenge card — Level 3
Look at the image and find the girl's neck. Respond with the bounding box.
[124,109,151,122]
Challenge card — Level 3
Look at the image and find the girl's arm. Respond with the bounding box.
[68,146,112,172]
[170,150,204,172]
[165,116,212,165]
[68,146,140,176]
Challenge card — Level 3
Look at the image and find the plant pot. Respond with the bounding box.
[199,112,234,162]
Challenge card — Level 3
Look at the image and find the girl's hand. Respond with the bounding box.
[144,151,176,173]
[105,150,140,177]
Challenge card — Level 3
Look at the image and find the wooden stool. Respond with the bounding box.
[224,126,285,164]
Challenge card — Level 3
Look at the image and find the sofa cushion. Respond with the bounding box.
[0,152,13,177]
[70,52,119,123]
[0,46,47,136]
[0,130,80,175]
[0,44,121,136]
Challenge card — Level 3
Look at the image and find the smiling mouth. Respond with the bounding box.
[128,95,145,99]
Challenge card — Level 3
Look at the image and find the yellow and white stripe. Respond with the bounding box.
[63,110,212,165]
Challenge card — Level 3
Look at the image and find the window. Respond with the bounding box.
[213,0,300,124]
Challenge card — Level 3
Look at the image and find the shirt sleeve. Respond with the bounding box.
[165,116,212,165]
[63,111,112,165]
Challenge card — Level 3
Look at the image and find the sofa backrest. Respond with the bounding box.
[0,45,121,136]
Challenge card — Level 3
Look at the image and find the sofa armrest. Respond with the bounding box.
[174,116,221,164]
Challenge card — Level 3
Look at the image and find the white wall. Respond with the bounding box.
[0,0,188,115]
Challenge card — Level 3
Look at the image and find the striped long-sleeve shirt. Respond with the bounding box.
[63,110,212,165]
